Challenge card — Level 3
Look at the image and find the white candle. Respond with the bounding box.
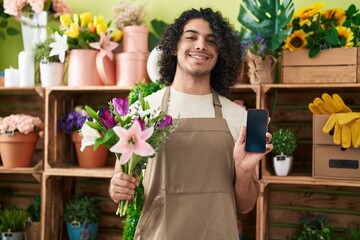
[4,68,19,87]
[18,50,35,87]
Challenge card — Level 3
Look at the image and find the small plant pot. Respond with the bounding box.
[273,155,293,176]
[1,231,25,240]
[66,221,98,240]
[0,131,39,168]
[71,132,108,168]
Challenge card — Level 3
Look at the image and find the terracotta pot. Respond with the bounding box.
[115,52,149,87]
[67,50,103,86]
[71,132,108,168]
[123,25,149,53]
[0,131,38,168]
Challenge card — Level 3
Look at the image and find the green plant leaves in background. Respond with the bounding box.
[238,0,294,51]
[148,19,170,51]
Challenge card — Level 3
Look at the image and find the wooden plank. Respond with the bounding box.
[282,48,359,66]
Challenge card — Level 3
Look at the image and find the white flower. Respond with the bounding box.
[80,122,101,152]
[49,32,69,63]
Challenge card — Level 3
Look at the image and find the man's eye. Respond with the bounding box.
[186,36,195,40]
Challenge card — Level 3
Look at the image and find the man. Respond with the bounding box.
[109,8,272,239]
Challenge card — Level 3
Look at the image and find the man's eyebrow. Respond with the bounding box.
[184,29,215,37]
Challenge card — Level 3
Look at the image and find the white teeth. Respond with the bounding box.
[190,54,208,59]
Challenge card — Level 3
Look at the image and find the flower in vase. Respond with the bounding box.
[54,12,123,50]
[112,0,146,29]
[0,114,44,136]
[283,2,360,57]
[3,0,70,20]
[49,31,69,63]
[89,32,118,60]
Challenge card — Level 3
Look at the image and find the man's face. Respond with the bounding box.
[176,18,219,78]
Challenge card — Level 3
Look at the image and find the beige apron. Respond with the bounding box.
[135,87,238,240]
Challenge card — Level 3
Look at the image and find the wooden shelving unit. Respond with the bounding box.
[1,84,359,239]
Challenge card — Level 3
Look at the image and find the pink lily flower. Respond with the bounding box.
[89,32,118,60]
[110,121,155,165]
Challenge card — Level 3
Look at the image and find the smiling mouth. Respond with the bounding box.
[188,52,211,60]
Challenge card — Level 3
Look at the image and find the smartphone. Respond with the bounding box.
[245,109,269,153]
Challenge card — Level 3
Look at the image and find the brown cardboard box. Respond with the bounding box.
[313,114,334,145]
[313,146,360,180]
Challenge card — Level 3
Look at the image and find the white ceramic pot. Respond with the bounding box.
[273,155,293,176]
[1,231,25,240]
[40,61,64,87]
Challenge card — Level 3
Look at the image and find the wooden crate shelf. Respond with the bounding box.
[41,174,123,240]
[44,87,130,170]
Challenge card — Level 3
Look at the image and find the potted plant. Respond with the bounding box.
[33,37,66,87]
[0,114,43,168]
[0,207,28,240]
[237,0,294,84]
[25,196,41,240]
[63,195,101,240]
[57,106,109,168]
[271,128,297,176]
[286,215,332,240]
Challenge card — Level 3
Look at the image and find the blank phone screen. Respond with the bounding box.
[245,109,268,153]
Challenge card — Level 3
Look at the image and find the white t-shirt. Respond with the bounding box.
[145,87,247,141]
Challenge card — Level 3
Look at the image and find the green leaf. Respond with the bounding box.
[237,0,294,51]
[309,46,320,58]
[6,27,20,36]
[86,121,103,131]
[85,105,100,122]
[0,20,7,28]
[325,28,339,46]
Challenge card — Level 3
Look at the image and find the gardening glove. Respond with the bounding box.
[323,113,360,148]
[322,93,352,113]
[309,93,351,114]
[309,97,331,114]
[350,119,360,148]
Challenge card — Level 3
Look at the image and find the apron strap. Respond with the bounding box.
[161,86,223,119]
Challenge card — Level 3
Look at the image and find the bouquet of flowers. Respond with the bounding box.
[80,93,177,217]
[283,2,360,57]
[53,12,123,51]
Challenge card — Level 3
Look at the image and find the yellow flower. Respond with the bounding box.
[321,8,346,26]
[60,14,72,28]
[336,26,354,48]
[283,30,308,51]
[299,19,311,27]
[88,22,97,33]
[294,2,325,19]
[80,12,92,28]
[93,15,106,26]
[96,22,107,35]
[111,29,123,42]
[73,13,79,27]
[66,23,80,38]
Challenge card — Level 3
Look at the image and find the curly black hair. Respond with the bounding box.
[157,8,242,95]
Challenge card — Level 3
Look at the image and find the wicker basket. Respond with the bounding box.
[25,221,40,240]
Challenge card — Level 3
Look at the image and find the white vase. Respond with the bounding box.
[273,155,293,176]
[147,46,162,82]
[20,11,48,51]
[40,61,64,87]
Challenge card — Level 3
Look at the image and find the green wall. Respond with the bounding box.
[0,0,356,71]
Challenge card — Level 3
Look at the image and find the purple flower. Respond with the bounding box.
[135,116,146,130]
[157,114,172,130]
[57,110,88,135]
[99,108,117,129]
[113,98,129,115]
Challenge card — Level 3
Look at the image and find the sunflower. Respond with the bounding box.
[283,30,308,51]
[293,2,325,19]
[322,8,346,26]
[336,26,354,48]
